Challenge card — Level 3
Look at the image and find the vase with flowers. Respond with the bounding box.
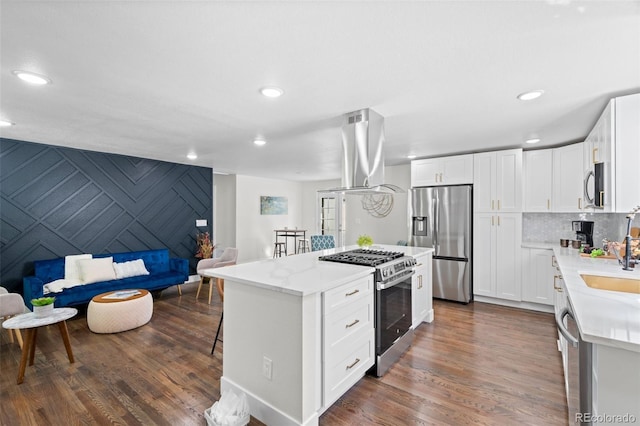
[195,231,215,259]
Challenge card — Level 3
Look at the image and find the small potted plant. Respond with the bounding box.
[357,234,373,248]
[31,297,55,317]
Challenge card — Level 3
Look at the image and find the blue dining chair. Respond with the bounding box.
[310,235,335,251]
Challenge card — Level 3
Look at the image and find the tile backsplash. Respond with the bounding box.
[523,213,630,247]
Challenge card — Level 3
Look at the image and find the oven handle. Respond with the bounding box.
[377,270,415,290]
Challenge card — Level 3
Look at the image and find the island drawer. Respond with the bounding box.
[323,275,373,313]
[324,294,373,351]
[323,329,374,406]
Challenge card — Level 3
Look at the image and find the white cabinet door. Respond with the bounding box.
[473,153,495,213]
[411,155,473,187]
[441,155,474,185]
[473,213,496,297]
[474,149,522,213]
[496,150,523,212]
[521,248,555,305]
[523,149,553,212]
[613,94,640,213]
[411,159,441,186]
[495,213,522,301]
[411,252,432,328]
[473,213,521,300]
[552,143,585,212]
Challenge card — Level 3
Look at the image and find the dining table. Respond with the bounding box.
[274,229,307,255]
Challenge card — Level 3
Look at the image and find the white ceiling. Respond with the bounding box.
[1,1,639,182]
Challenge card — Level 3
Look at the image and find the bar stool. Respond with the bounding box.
[297,239,310,253]
[273,242,286,258]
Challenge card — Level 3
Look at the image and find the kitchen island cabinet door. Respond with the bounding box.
[412,251,433,328]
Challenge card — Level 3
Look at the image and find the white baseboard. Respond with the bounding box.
[473,296,554,313]
[184,274,200,284]
[424,308,434,323]
[221,376,319,426]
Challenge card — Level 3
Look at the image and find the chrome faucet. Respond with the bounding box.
[621,205,640,271]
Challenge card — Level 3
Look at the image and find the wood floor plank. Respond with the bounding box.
[1,285,567,425]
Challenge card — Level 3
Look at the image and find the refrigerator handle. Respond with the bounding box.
[433,194,439,255]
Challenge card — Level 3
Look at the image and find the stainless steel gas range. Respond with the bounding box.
[319,249,416,376]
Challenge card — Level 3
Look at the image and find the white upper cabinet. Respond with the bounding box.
[583,101,613,212]
[473,149,522,213]
[523,149,553,212]
[411,154,473,187]
[582,93,640,213]
[552,143,585,212]
[612,94,640,213]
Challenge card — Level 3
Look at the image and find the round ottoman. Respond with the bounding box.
[87,289,153,333]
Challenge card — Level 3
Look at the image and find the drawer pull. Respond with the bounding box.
[346,358,361,370]
[345,319,360,328]
[345,289,360,297]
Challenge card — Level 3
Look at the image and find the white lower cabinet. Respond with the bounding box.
[412,251,433,328]
[521,248,555,305]
[322,276,374,407]
[473,213,522,300]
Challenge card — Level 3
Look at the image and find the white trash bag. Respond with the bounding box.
[204,389,250,426]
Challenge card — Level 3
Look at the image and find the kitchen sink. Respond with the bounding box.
[580,274,640,294]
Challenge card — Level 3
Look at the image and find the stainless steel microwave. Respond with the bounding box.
[584,162,604,208]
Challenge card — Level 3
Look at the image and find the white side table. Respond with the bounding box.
[2,307,77,384]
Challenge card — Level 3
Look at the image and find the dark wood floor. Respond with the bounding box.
[1,283,567,425]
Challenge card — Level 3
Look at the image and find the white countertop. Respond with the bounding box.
[202,245,434,297]
[522,241,558,250]
[553,247,640,352]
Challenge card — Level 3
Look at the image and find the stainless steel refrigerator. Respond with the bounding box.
[410,185,472,303]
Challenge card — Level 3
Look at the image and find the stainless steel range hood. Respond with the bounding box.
[321,108,404,194]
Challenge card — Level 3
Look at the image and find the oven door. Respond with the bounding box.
[375,273,413,355]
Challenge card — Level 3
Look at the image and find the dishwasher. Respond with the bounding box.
[556,299,593,425]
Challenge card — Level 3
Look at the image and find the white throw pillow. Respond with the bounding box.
[65,254,92,282]
[113,259,150,279]
[76,257,117,284]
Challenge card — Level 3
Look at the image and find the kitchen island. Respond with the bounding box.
[552,247,640,423]
[202,245,433,426]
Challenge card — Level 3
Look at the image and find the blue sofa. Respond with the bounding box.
[23,249,189,309]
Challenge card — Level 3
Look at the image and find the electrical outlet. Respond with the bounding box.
[262,356,272,380]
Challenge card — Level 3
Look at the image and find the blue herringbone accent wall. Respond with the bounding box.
[0,138,213,293]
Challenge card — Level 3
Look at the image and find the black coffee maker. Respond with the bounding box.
[572,221,594,247]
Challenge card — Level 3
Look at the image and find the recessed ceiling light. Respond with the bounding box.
[12,70,52,85]
[187,152,198,160]
[0,120,15,127]
[517,90,544,101]
[525,138,541,144]
[260,87,284,98]
[253,139,267,146]
[407,155,417,159]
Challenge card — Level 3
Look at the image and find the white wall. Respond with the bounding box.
[213,174,237,256]
[345,164,411,246]
[235,175,304,263]
[214,166,412,263]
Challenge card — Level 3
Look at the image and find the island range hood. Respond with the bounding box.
[322,108,404,194]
